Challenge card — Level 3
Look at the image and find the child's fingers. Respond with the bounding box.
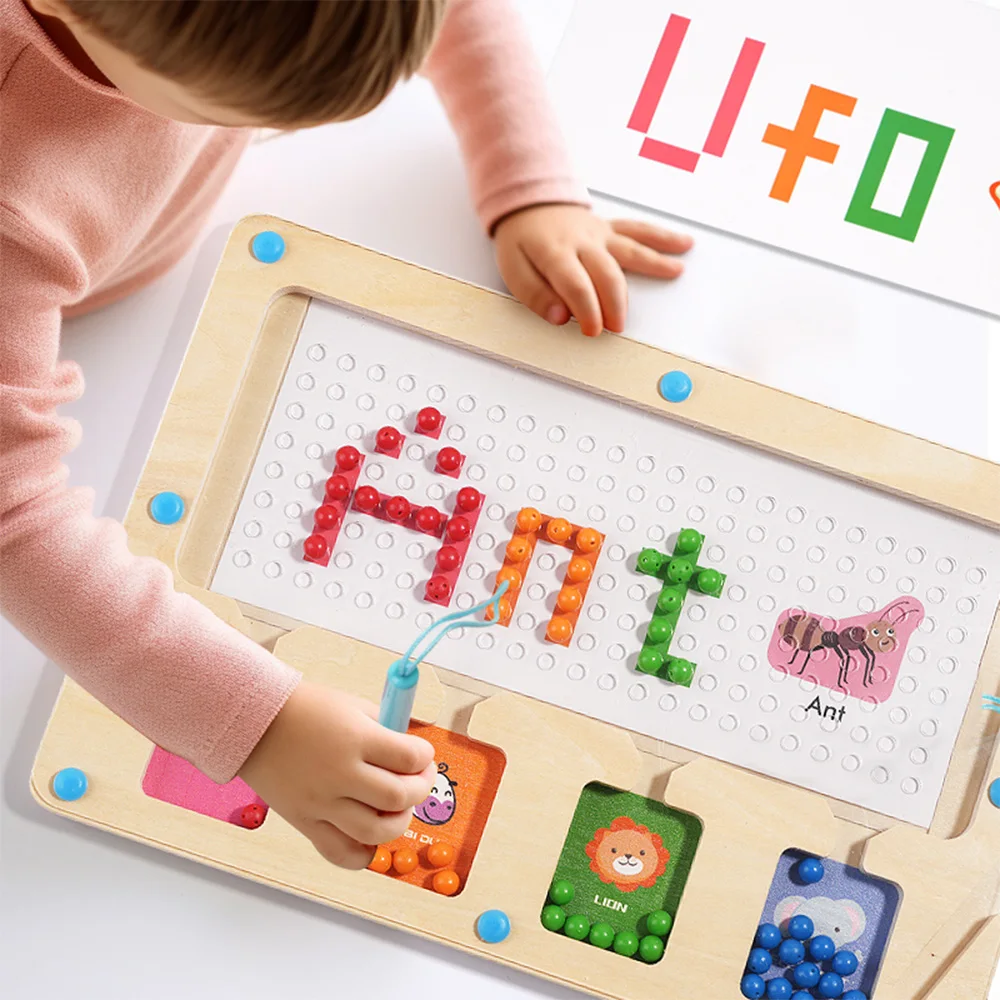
[537,251,604,337]
[363,726,435,775]
[307,818,376,870]
[333,798,413,846]
[610,218,694,255]
[500,245,571,326]
[578,245,628,334]
[607,235,685,280]
[357,762,436,813]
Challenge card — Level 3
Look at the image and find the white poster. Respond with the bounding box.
[547,0,1000,316]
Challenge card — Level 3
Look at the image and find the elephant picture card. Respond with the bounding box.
[753,848,900,995]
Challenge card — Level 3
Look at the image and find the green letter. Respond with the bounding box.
[845,109,954,242]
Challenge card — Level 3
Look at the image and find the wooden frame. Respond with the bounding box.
[33,217,1000,1000]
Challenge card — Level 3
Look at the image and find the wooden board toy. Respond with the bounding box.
[32,217,1000,1000]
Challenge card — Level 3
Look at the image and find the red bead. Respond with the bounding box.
[456,487,481,512]
[436,447,463,473]
[375,426,402,453]
[303,534,328,560]
[415,506,443,533]
[385,496,411,522]
[436,546,460,572]
[425,576,452,602]
[239,803,266,829]
[445,516,470,542]
[314,505,340,530]
[325,475,350,502]
[354,485,380,512]
[416,407,443,434]
[335,445,361,471]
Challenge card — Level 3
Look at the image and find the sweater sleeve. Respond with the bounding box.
[0,205,300,784]
[423,0,591,233]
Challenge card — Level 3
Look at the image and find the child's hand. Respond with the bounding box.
[494,204,693,338]
[238,681,436,869]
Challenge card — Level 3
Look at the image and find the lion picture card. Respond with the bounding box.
[540,782,703,961]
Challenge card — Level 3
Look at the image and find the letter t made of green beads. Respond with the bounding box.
[635,528,726,687]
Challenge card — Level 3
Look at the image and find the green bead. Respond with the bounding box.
[637,647,664,675]
[564,914,590,941]
[540,905,566,932]
[667,658,695,686]
[613,930,640,957]
[647,616,674,645]
[676,528,702,554]
[589,922,615,949]
[638,934,665,963]
[696,568,723,596]
[636,548,665,576]
[549,879,575,906]
[657,587,683,613]
[666,558,693,584]
[646,910,673,938]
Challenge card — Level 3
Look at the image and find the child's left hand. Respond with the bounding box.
[493,204,693,338]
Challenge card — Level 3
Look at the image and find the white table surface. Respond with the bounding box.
[3,2,998,996]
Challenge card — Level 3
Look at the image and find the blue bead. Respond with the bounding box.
[787,915,815,940]
[740,974,767,999]
[766,979,792,1000]
[251,230,286,263]
[52,767,88,801]
[778,939,805,965]
[756,923,783,949]
[476,909,510,944]
[149,491,185,525]
[791,993,813,1000]
[831,951,859,976]
[810,935,836,961]
[989,778,1000,808]
[658,369,693,403]
[817,972,845,998]
[747,948,772,974]
[842,992,867,1000]
[792,961,821,988]
[798,857,825,884]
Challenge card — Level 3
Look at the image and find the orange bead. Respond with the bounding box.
[426,841,456,869]
[368,846,392,874]
[575,527,602,554]
[485,595,512,622]
[516,507,543,533]
[546,518,572,544]
[566,557,593,583]
[505,536,532,563]
[497,566,523,591]
[432,870,461,896]
[547,617,574,643]
[392,846,419,875]
[556,586,582,613]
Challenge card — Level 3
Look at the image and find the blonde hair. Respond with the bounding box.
[65,0,446,127]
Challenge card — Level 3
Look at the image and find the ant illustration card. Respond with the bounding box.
[541,783,702,963]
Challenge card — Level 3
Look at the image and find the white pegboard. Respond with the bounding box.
[211,301,1000,827]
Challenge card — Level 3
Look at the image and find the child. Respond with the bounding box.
[0,0,691,869]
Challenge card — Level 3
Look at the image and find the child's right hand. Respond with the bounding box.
[238,681,436,869]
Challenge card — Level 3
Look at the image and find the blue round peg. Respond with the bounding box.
[52,767,88,801]
[149,491,185,525]
[658,369,693,403]
[251,230,286,263]
[476,909,511,944]
[989,777,1000,808]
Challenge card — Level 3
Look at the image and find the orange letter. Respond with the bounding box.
[762,85,857,202]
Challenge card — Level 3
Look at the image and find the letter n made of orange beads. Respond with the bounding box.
[489,507,604,646]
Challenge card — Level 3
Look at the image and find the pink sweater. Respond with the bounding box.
[0,0,588,782]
